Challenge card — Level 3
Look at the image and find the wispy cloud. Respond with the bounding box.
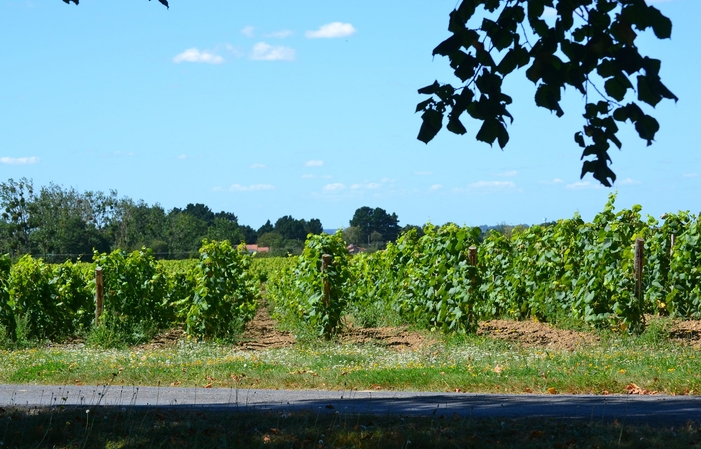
[305,22,357,39]
[683,173,698,178]
[540,178,564,185]
[617,178,642,185]
[496,170,518,177]
[110,151,135,157]
[429,184,443,191]
[228,184,275,192]
[469,181,515,189]
[350,182,381,190]
[380,177,395,183]
[414,171,433,176]
[305,160,324,167]
[250,42,296,61]
[177,154,187,160]
[0,156,39,165]
[249,163,266,169]
[264,29,294,38]
[566,181,604,190]
[302,174,332,179]
[173,48,224,64]
[323,183,345,191]
[241,26,255,38]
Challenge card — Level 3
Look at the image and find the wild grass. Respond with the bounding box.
[1,318,700,395]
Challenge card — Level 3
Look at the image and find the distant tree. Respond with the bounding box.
[167,212,208,257]
[342,226,364,246]
[257,232,284,251]
[239,224,258,244]
[349,207,400,244]
[274,215,308,241]
[0,178,35,256]
[304,218,324,236]
[206,217,244,245]
[182,203,215,227]
[401,224,425,239]
[257,220,274,236]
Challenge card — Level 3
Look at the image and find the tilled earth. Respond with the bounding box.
[137,307,701,351]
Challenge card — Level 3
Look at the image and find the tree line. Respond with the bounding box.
[0,178,329,260]
[0,178,527,261]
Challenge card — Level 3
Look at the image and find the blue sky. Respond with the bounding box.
[1,0,698,230]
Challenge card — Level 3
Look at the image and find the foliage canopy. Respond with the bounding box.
[417,0,677,186]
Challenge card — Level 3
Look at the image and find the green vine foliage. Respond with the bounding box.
[396,224,482,333]
[0,254,15,340]
[666,214,701,318]
[93,248,172,341]
[5,256,91,341]
[268,232,351,338]
[418,0,677,186]
[185,240,259,340]
[571,195,647,331]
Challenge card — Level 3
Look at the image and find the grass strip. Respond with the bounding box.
[1,331,700,395]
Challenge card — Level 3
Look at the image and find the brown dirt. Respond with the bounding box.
[477,319,599,351]
[138,308,701,352]
[235,307,600,352]
[669,320,701,347]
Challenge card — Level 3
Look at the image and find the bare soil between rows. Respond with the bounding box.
[139,307,701,352]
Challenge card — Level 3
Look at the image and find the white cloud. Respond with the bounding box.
[565,181,603,190]
[249,163,266,169]
[305,160,324,167]
[429,184,443,191]
[173,48,224,64]
[683,173,698,178]
[212,186,224,192]
[617,178,642,185]
[323,183,345,191]
[496,170,518,177]
[228,184,275,192]
[302,174,332,179]
[0,156,39,165]
[111,151,135,157]
[305,22,357,39]
[264,29,294,38]
[540,178,564,185]
[250,42,296,61]
[414,171,433,176]
[380,177,395,183]
[241,26,255,38]
[468,181,515,189]
[177,154,187,160]
[350,182,381,190]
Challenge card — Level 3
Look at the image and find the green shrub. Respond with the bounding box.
[185,240,259,340]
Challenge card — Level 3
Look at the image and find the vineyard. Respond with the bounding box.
[0,194,699,346]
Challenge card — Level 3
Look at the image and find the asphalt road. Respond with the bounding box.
[2,384,701,424]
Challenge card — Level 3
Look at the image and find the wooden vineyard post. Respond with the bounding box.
[95,266,104,325]
[634,238,645,301]
[321,254,332,309]
[670,234,676,256]
[468,246,477,266]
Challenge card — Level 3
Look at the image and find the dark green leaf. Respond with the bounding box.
[418,81,441,95]
[417,109,444,144]
[415,99,434,113]
[433,35,463,57]
[574,131,585,148]
[648,6,672,39]
[476,119,500,146]
[497,122,509,149]
[447,115,468,135]
[634,114,660,145]
[637,75,662,107]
